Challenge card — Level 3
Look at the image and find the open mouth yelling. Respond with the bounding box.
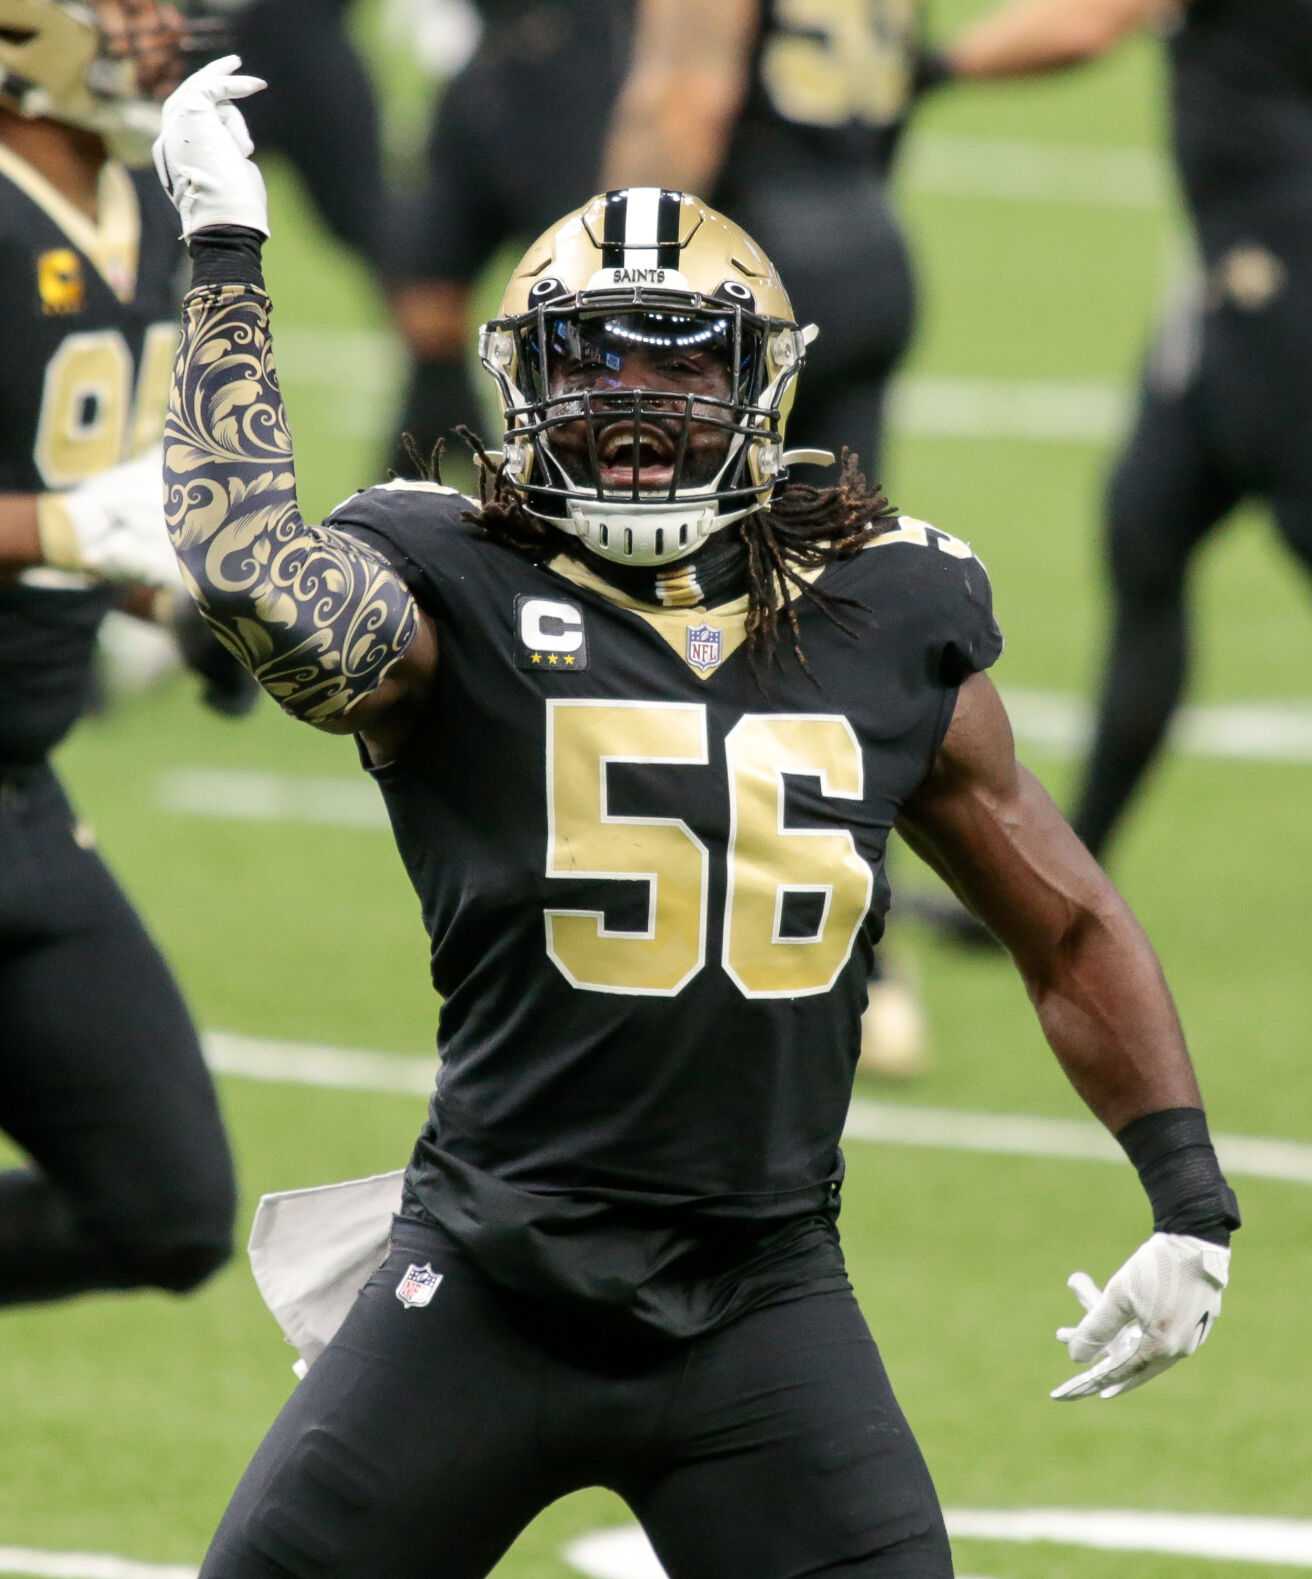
[597,425,677,492]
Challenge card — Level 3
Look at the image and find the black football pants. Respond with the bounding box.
[202,1218,951,1579]
[1071,242,1312,861]
[714,171,917,486]
[233,0,385,270]
[0,766,235,1303]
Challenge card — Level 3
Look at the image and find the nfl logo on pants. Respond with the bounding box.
[395,1262,443,1309]
[686,623,721,673]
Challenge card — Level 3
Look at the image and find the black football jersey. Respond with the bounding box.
[1169,0,1312,256]
[330,483,1001,1330]
[725,0,929,184]
[0,150,181,767]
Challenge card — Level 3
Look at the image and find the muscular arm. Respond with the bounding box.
[946,0,1173,78]
[897,671,1199,1131]
[163,273,437,752]
[601,0,758,196]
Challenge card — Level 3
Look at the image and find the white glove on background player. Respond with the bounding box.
[152,55,269,240]
[36,446,182,590]
[1051,1232,1230,1400]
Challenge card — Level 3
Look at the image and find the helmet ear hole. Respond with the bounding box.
[714,280,756,309]
[528,277,569,305]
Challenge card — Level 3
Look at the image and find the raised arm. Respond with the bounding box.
[898,672,1238,1399]
[945,0,1173,77]
[155,59,437,750]
[601,0,758,196]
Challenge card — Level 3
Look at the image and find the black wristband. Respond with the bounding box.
[1116,1107,1241,1246]
[187,226,266,290]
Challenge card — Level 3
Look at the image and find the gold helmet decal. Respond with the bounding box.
[479,189,818,567]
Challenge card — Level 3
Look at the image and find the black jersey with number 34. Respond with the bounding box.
[0,150,180,766]
[331,483,1001,1318]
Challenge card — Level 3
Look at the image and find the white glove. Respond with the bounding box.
[152,55,269,240]
[1051,1232,1229,1401]
[36,446,182,590]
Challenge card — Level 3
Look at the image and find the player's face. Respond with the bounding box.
[92,0,187,101]
[544,312,737,494]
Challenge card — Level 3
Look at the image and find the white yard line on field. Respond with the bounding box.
[154,691,1312,837]
[201,1031,1312,1188]
[886,375,1127,442]
[203,1030,434,1096]
[0,1551,194,1579]
[566,1524,993,1579]
[565,1510,1312,1577]
[901,131,1169,209]
[156,768,389,830]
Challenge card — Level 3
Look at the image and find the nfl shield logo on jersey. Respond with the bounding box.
[686,623,722,673]
[395,1262,443,1309]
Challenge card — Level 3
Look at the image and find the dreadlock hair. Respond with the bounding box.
[454,428,901,683]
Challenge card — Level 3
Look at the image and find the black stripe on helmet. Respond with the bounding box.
[657,189,681,268]
[601,190,628,268]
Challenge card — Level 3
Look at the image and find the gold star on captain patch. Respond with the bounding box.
[548,654,558,665]
[563,654,575,665]
[531,653,542,664]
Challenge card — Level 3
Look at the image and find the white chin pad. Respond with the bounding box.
[564,500,722,565]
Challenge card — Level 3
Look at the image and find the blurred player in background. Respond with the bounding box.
[604,0,940,1075]
[154,61,1241,1577]
[228,0,387,271]
[604,0,934,480]
[0,0,238,1304]
[943,0,1312,866]
[388,0,635,478]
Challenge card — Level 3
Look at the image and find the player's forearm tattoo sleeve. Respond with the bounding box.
[163,283,418,724]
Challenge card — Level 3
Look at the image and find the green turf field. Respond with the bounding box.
[3,5,1311,1575]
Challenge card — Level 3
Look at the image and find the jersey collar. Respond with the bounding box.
[562,527,754,611]
[0,144,141,303]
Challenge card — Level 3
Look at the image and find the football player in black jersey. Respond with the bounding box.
[0,0,237,1304]
[605,0,930,483]
[388,1,635,479]
[937,0,1312,866]
[156,60,1240,1579]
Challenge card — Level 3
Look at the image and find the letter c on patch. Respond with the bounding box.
[520,598,584,653]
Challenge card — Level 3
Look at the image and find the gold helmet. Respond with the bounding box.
[478,188,819,567]
[0,0,201,161]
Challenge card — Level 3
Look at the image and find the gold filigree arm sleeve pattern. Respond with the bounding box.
[164,284,419,725]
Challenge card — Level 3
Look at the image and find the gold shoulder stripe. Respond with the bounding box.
[863,515,974,559]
